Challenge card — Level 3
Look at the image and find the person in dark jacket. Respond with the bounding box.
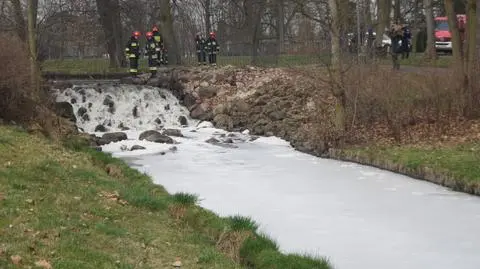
[401,26,412,59]
[206,31,220,66]
[145,31,158,75]
[388,23,404,70]
[195,33,207,65]
[125,31,141,76]
[152,25,168,65]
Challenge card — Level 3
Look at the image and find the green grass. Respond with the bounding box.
[41,53,452,75]
[0,125,333,269]
[344,142,480,185]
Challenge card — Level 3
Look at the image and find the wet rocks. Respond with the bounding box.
[139,130,175,144]
[77,107,87,117]
[54,102,76,123]
[205,137,238,148]
[178,116,188,126]
[103,95,115,113]
[190,104,212,121]
[131,145,146,151]
[101,132,128,144]
[95,124,107,132]
[162,129,183,137]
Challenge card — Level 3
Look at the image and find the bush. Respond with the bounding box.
[0,34,37,123]
[0,34,75,138]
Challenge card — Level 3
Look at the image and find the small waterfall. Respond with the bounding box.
[54,84,196,133]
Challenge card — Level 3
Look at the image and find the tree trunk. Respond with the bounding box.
[27,0,38,92]
[465,0,477,117]
[394,0,401,21]
[96,0,124,68]
[205,0,212,32]
[159,0,180,65]
[423,0,437,60]
[444,0,463,66]
[277,0,285,54]
[328,0,346,137]
[375,0,389,47]
[11,0,26,42]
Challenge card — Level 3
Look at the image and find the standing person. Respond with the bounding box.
[206,31,220,66]
[152,25,167,66]
[401,26,412,59]
[388,22,404,70]
[125,31,141,76]
[195,33,207,65]
[145,31,158,75]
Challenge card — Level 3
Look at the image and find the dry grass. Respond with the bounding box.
[0,34,76,139]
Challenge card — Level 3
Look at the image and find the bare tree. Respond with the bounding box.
[96,0,125,68]
[159,0,180,64]
[423,0,436,60]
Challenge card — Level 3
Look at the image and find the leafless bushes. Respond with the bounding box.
[0,34,75,138]
[0,34,37,124]
[343,65,479,144]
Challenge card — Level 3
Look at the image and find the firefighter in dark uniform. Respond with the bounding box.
[125,31,141,76]
[145,31,158,75]
[206,31,219,66]
[152,26,168,65]
[195,33,207,65]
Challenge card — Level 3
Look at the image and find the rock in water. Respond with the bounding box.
[101,132,128,143]
[94,124,107,132]
[162,129,184,137]
[131,145,146,151]
[139,130,175,144]
[54,102,76,123]
[178,116,188,126]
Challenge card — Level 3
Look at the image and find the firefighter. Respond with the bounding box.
[152,25,167,65]
[145,31,158,75]
[206,31,219,66]
[125,31,141,76]
[195,33,207,65]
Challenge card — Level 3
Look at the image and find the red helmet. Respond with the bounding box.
[152,25,159,32]
[132,31,141,38]
[209,31,216,38]
[146,31,153,38]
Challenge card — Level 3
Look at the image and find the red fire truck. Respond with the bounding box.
[434,14,466,53]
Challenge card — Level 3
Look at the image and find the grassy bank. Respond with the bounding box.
[330,142,480,195]
[0,125,332,269]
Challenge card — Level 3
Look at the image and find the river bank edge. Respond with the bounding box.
[0,124,333,269]
[323,147,480,196]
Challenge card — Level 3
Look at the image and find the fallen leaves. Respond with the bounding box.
[35,259,52,269]
[0,192,4,201]
[10,255,22,265]
[105,164,123,178]
[99,191,128,206]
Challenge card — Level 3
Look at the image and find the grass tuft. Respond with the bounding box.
[170,192,199,206]
[226,215,259,232]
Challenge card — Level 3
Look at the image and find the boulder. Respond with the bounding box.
[131,145,146,151]
[101,132,127,144]
[54,102,76,123]
[139,130,175,144]
[77,107,87,117]
[198,86,217,99]
[95,124,107,132]
[190,104,213,121]
[162,129,184,137]
[213,114,233,130]
[178,116,188,126]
